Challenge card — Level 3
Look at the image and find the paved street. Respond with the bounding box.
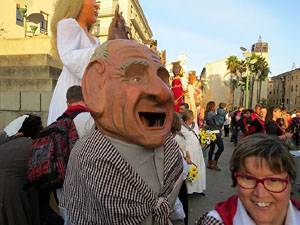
[187,135,300,225]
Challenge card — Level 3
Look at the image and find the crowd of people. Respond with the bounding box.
[228,103,300,148]
[1,0,300,224]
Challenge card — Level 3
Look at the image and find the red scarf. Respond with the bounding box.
[64,105,89,115]
[215,195,300,225]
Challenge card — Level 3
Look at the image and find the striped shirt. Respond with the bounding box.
[60,130,183,224]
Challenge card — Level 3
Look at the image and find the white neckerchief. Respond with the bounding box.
[233,198,300,225]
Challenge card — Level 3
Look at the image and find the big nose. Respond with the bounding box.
[253,182,269,198]
[142,75,173,104]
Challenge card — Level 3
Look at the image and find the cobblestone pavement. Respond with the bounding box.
[187,135,300,225]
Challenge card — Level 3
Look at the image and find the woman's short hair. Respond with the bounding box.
[230,133,296,187]
[171,112,181,132]
[181,109,193,122]
[205,101,216,112]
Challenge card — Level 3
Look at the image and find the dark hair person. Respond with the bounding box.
[265,106,293,140]
[0,115,43,225]
[204,101,224,171]
[196,134,300,224]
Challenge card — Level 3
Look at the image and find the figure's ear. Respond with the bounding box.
[82,58,107,117]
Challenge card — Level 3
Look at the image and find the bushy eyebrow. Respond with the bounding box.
[120,60,149,72]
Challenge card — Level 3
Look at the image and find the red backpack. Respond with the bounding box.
[25,110,84,191]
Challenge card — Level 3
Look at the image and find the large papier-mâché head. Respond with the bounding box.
[82,39,174,148]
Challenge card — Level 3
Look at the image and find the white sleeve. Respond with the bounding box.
[57,19,97,79]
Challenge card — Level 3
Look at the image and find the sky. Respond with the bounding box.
[139,0,300,77]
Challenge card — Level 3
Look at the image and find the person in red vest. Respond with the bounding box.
[249,106,268,134]
[247,103,261,136]
[195,134,300,224]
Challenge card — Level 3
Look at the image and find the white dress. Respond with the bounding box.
[47,18,99,125]
[181,123,206,194]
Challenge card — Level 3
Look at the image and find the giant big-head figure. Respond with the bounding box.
[82,40,174,148]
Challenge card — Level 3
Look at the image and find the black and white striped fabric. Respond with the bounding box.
[60,130,183,225]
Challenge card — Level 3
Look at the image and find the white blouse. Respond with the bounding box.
[47,18,99,125]
[207,198,300,225]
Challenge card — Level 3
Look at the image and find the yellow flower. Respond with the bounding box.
[211,134,216,141]
[201,136,206,144]
[192,173,198,180]
[200,129,205,136]
[191,166,198,172]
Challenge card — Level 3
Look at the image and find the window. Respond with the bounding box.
[287,99,289,105]
[16,4,24,26]
[296,74,298,79]
[276,99,278,104]
[296,85,298,92]
[93,19,100,35]
[292,76,294,80]
[40,11,49,34]
[269,92,272,95]
[291,86,293,92]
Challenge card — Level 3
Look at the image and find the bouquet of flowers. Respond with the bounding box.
[187,164,198,183]
[199,129,216,151]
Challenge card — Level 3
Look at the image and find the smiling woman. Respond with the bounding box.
[195,134,300,225]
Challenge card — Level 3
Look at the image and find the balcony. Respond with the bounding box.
[98,7,115,17]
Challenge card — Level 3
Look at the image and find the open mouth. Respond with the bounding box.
[139,112,166,128]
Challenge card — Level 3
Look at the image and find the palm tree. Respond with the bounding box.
[236,60,247,106]
[225,56,239,109]
[257,59,270,103]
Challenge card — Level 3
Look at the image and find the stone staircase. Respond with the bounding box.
[0,54,62,129]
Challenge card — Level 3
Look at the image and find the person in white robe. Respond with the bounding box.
[47,0,100,125]
[181,109,206,194]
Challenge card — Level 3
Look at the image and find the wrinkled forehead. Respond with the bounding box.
[107,40,162,68]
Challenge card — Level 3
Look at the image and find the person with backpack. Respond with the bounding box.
[27,86,93,225]
[56,85,94,224]
[0,115,42,225]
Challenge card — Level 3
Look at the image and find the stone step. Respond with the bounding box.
[0,77,57,92]
[0,65,61,79]
[0,54,62,68]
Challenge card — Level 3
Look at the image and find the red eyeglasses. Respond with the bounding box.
[234,173,290,193]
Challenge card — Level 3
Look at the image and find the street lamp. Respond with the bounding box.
[240,47,257,109]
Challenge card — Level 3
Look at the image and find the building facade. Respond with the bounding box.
[268,68,300,111]
[0,0,53,39]
[0,0,153,55]
[201,37,269,109]
[0,0,153,129]
[93,0,153,44]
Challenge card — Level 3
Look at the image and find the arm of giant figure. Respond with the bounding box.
[57,19,98,79]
